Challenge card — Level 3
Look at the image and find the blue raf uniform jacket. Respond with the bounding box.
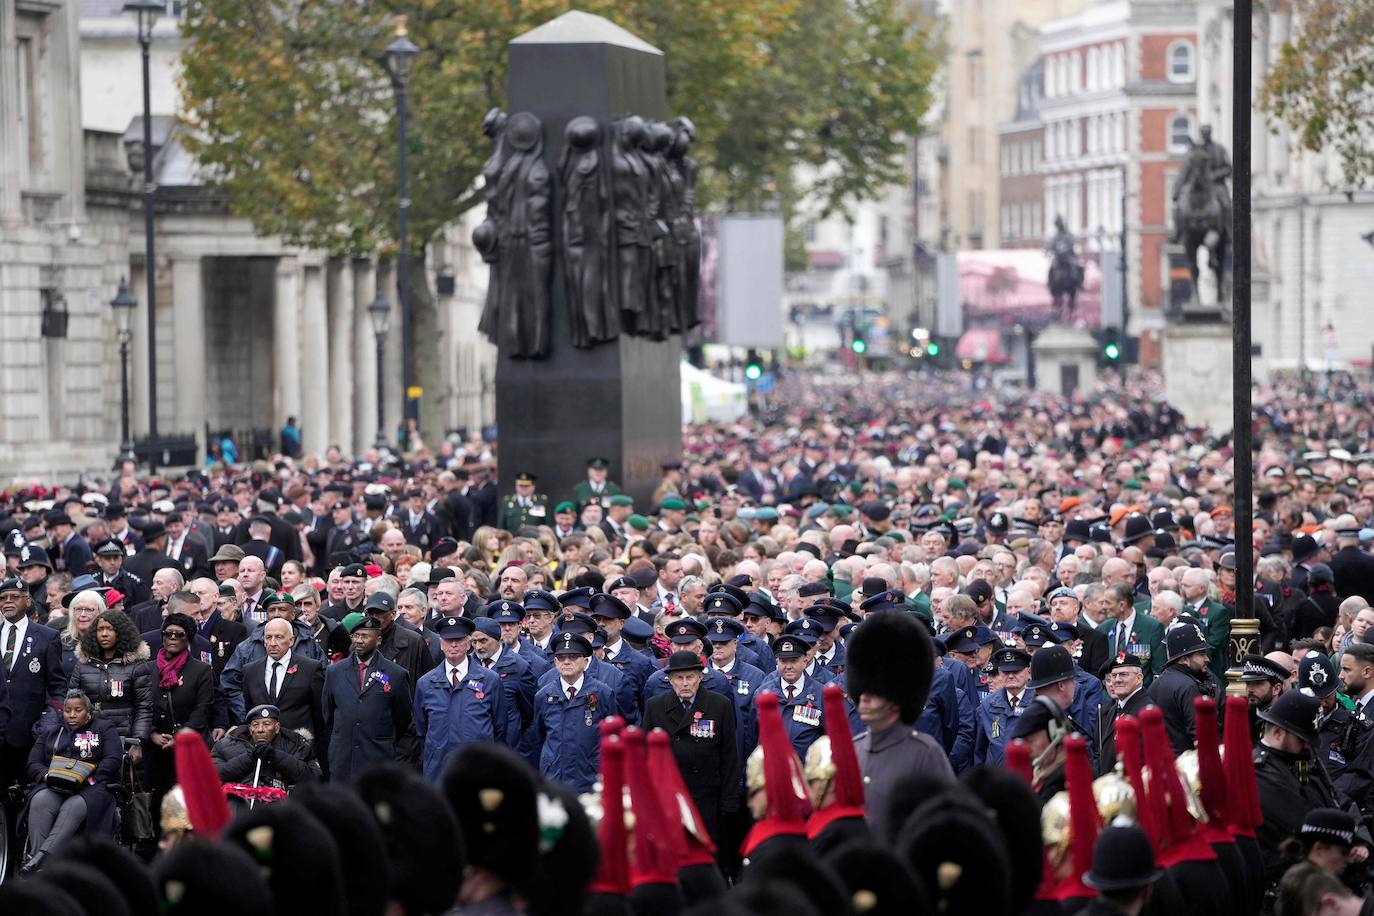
[974,687,1035,767]
[413,660,518,783]
[814,639,845,675]
[917,663,962,760]
[322,654,414,783]
[536,675,618,792]
[1,622,65,749]
[709,659,765,769]
[950,681,977,772]
[488,646,538,732]
[757,672,827,761]
[1068,664,1103,768]
[740,633,775,672]
[538,657,636,725]
[516,637,554,676]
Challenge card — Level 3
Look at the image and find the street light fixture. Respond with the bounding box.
[367,292,392,444]
[110,279,137,462]
[382,16,420,445]
[124,0,163,469]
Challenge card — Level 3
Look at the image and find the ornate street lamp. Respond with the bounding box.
[381,16,420,442]
[367,291,392,445]
[124,0,164,468]
[110,279,138,462]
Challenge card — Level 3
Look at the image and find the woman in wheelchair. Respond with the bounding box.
[22,689,123,873]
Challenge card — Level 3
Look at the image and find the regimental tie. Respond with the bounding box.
[786,685,796,702]
[568,685,577,701]
[269,661,281,699]
[451,668,459,689]
[3,623,15,671]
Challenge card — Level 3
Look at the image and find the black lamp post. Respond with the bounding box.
[124,0,163,468]
[110,279,137,463]
[367,291,391,445]
[382,16,420,443]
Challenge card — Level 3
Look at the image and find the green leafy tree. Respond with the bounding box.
[1261,0,1374,191]
[179,0,938,437]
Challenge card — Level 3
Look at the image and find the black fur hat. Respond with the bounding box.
[441,744,538,888]
[740,842,851,916]
[152,840,273,916]
[877,772,978,845]
[355,762,465,916]
[843,610,933,724]
[33,862,130,916]
[823,839,930,916]
[58,835,159,916]
[961,765,1045,913]
[522,780,600,916]
[0,878,85,916]
[223,802,345,914]
[292,782,392,916]
[897,794,1012,916]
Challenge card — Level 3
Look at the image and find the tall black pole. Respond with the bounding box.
[1232,0,1254,619]
[375,332,387,443]
[119,336,132,454]
[139,29,159,472]
[396,79,416,443]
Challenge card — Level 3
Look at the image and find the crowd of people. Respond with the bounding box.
[1,370,1374,915]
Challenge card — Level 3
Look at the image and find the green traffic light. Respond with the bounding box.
[1104,343,1121,360]
[925,342,940,357]
[851,339,867,354]
[745,364,763,381]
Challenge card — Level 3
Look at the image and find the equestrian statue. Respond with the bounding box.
[1171,125,1232,308]
[1047,215,1084,322]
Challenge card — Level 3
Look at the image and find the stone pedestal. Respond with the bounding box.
[1161,317,1234,433]
[1031,324,1099,397]
[495,12,682,507]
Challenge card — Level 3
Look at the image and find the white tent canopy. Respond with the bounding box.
[681,361,748,424]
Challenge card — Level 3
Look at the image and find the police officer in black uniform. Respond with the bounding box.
[1303,651,1374,811]
[1147,621,1220,754]
[91,537,150,606]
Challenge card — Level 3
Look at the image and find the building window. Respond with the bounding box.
[803,222,817,243]
[1169,114,1192,151]
[1113,43,1126,87]
[1168,41,1194,82]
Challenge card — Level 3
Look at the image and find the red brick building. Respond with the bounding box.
[999,61,1046,251]
[1037,0,1197,368]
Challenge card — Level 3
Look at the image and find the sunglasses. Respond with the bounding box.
[161,629,188,640]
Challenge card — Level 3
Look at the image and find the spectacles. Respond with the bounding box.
[162,630,188,640]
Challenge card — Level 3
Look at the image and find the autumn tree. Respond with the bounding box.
[179,0,939,437]
[1261,0,1374,191]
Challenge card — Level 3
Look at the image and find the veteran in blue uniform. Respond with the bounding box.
[590,592,655,708]
[321,616,414,782]
[413,615,518,783]
[974,647,1034,767]
[536,632,618,792]
[705,615,764,765]
[757,634,828,761]
[490,596,552,678]
[545,600,638,723]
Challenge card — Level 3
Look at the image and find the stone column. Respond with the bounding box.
[273,256,302,429]
[351,258,378,455]
[0,1,20,225]
[326,259,355,456]
[170,255,207,458]
[299,263,329,456]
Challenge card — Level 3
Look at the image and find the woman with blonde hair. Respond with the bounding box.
[470,526,508,570]
[59,588,108,681]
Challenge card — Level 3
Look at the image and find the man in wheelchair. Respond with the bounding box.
[211,703,320,797]
[22,689,123,873]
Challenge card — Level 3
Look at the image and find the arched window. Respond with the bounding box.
[1169,113,1192,151]
[1168,41,1194,82]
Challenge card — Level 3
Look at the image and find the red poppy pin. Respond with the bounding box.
[476,690,485,700]
[588,694,598,713]
[693,710,703,720]
[287,665,298,676]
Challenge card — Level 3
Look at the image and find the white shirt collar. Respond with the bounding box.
[446,658,468,684]
[562,674,585,697]
[3,616,28,642]
[716,659,736,675]
[1360,687,1374,709]
[487,645,503,666]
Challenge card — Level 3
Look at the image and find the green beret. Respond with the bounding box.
[1123,479,1143,491]
[947,479,966,490]
[627,514,651,532]
[660,496,687,511]
[847,481,864,496]
[831,504,855,518]
[341,612,365,633]
[609,494,634,508]
[695,499,712,511]
[554,501,576,514]
[684,514,700,523]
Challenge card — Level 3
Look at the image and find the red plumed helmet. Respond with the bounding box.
[1115,715,1158,851]
[174,730,230,838]
[1005,739,1033,786]
[1057,734,1100,902]
[588,731,630,895]
[1223,694,1262,835]
[648,728,716,864]
[1193,696,1234,843]
[821,684,864,808]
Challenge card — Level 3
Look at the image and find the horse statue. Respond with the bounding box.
[1047,215,1084,322]
[1172,129,1232,309]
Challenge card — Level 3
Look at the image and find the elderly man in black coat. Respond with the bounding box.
[642,650,739,845]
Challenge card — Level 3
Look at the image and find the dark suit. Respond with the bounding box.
[1074,623,1109,680]
[243,654,325,742]
[129,598,165,634]
[232,511,301,563]
[1093,686,1149,777]
[241,540,285,580]
[199,612,249,677]
[124,546,179,588]
[168,535,211,580]
[398,511,441,551]
[1099,613,1166,684]
[321,653,414,782]
[379,621,436,695]
[0,620,65,792]
[1329,545,1374,603]
[57,533,93,577]
[641,686,740,844]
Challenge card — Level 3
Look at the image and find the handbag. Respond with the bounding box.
[120,744,156,845]
[47,754,97,794]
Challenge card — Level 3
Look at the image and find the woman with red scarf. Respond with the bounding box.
[146,611,214,823]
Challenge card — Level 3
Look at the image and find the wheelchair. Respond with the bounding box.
[0,738,147,882]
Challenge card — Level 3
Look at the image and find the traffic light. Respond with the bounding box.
[744,349,763,381]
[925,341,940,357]
[850,337,867,354]
[1103,329,1122,361]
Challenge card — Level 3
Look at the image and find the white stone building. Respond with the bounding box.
[0,0,495,481]
[1197,0,1374,374]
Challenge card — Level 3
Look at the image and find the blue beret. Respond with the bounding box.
[474,618,501,640]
